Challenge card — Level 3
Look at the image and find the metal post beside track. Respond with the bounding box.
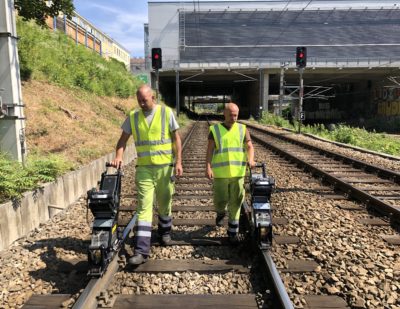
[298,68,304,134]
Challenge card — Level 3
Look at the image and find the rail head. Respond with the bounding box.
[261,250,294,309]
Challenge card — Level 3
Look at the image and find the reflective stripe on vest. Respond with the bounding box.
[210,122,247,178]
[130,105,173,165]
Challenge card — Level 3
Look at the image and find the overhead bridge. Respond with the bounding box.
[147,1,400,120]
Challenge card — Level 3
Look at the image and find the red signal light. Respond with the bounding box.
[151,48,162,69]
[296,47,307,68]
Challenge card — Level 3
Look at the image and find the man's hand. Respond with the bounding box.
[175,162,183,177]
[206,166,213,180]
[248,160,256,169]
[110,158,123,168]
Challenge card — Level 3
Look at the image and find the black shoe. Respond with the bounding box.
[215,213,226,227]
[160,234,172,246]
[128,254,148,265]
[229,234,240,245]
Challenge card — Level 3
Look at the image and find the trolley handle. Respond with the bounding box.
[106,161,122,171]
[250,163,267,178]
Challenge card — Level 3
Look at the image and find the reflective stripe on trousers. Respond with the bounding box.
[228,220,239,236]
[135,221,152,256]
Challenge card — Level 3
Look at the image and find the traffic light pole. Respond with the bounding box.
[155,69,159,104]
[298,68,304,134]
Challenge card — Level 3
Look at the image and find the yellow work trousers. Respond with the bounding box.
[134,165,174,255]
[213,177,244,235]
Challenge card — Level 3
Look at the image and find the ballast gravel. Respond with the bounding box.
[0,122,399,308]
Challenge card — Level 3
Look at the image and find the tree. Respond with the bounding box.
[14,0,74,26]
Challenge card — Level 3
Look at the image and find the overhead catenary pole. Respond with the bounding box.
[279,64,285,116]
[0,0,27,163]
[258,68,264,120]
[176,70,180,116]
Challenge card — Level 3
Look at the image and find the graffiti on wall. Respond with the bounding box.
[373,87,400,116]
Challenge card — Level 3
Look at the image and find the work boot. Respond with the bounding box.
[159,234,172,246]
[128,253,148,265]
[229,234,240,245]
[215,212,225,227]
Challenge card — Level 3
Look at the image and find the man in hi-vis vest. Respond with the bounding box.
[111,84,183,265]
[206,103,255,244]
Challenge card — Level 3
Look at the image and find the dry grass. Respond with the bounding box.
[22,80,137,166]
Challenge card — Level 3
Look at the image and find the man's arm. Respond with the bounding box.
[245,129,255,168]
[206,138,215,180]
[172,130,183,176]
[110,131,130,168]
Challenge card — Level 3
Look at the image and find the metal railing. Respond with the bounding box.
[156,57,400,71]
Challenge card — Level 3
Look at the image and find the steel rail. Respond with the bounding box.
[250,133,400,223]
[72,121,200,308]
[261,250,294,309]
[72,258,118,309]
[262,124,400,161]
[181,118,199,149]
[243,195,293,308]
[247,123,400,183]
[72,213,138,309]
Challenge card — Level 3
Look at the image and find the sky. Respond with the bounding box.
[73,0,266,58]
[73,0,149,58]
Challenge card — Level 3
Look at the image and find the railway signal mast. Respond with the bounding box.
[296,47,307,133]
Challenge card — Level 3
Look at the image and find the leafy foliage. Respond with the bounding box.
[0,152,73,202]
[258,111,293,128]
[15,0,74,26]
[177,112,190,127]
[17,18,142,98]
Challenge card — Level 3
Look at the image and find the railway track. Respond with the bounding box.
[23,121,293,309]
[10,120,398,309]
[245,122,400,226]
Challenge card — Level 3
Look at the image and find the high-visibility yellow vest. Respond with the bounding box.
[210,122,247,178]
[130,105,173,165]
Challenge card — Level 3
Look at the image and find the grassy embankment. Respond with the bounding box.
[258,112,400,156]
[1,19,143,202]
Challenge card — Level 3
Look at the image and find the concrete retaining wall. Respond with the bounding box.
[0,145,136,251]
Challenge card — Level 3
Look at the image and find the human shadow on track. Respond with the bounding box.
[23,237,90,294]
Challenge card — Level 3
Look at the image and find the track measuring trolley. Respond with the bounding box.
[86,163,136,277]
[245,163,275,249]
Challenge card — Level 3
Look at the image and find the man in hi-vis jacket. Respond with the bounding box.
[111,84,183,265]
[206,103,255,244]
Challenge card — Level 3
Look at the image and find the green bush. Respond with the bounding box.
[0,152,73,202]
[177,112,190,127]
[17,18,142,98]
[258,111,293,128]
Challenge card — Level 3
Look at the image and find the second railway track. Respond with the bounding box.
[245,122,400,225]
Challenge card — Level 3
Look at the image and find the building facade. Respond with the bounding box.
[46,12,130,69]
[147,1,400,120]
